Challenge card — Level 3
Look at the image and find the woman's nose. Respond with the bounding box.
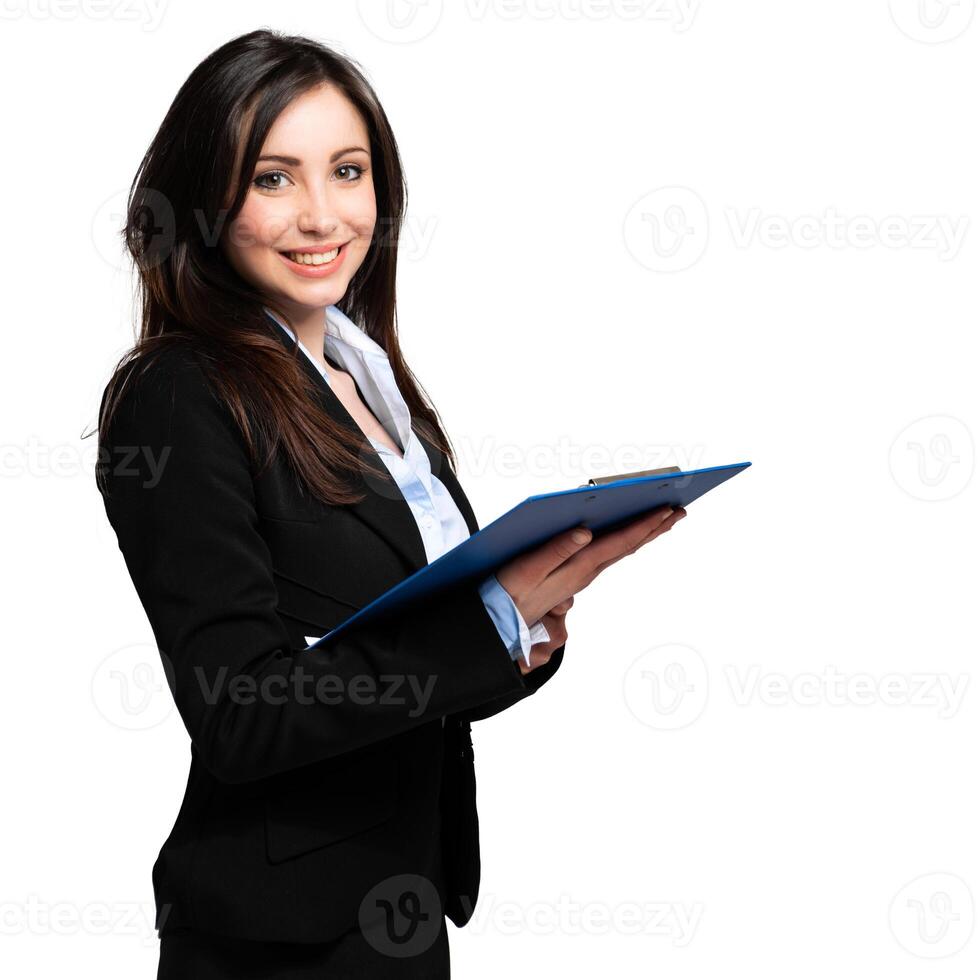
[295,189,341,236]
[296,210,339,237]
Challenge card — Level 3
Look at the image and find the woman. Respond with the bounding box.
[95,29,686,978]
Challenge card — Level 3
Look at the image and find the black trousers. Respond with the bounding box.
[156,916,450,979]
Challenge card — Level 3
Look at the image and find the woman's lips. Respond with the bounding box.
[277,242,348,278]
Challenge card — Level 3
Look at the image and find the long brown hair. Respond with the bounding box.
[94,28,456,505]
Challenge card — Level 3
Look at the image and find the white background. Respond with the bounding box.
[2,1,978,976]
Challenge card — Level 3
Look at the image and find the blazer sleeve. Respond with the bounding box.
[96,348,539,784]
[451,642,565,724]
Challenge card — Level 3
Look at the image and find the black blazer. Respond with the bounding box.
[95,320,564,945]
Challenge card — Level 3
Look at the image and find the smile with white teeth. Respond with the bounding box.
[283,247,340,265]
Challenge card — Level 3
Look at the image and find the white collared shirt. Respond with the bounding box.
[263,305,549,666]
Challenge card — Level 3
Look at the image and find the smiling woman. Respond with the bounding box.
[93,26,578,980]
[93,23,687,978]
[100,28,419,511]
[220,87,377,330]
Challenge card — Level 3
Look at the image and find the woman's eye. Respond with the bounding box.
[335,164,366,183]
[251,164,366,192]
[252,170,291,192]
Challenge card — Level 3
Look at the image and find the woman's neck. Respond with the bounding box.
[278,304,329,374]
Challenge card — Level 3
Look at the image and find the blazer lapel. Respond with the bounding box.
[261,311,479,575]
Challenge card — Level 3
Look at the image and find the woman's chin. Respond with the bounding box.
[267,270,350,308]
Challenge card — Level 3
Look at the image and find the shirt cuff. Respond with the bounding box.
[477,574,551,667]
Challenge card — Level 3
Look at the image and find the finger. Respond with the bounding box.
[518,644,556,675]
[590,507,687,575]
[537,507,677,604]
[577,504,677,569]
[631,505,685,543]
[618,508,685,556]
[548,595,574,615]
[633,506,686,546]
[516,524,596,582]
[538,611,568,648]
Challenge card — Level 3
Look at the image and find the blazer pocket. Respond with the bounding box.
[272,570,362,635]
[264,751,398,864]
[261,516,390,612]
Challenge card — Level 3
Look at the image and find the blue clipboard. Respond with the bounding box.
[305,460,751,649]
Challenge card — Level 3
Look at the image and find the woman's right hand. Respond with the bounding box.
[494,504,687,627]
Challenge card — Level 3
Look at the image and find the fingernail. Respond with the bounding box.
[572,528,591,544]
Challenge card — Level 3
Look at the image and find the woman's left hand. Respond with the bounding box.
[517,596,573,675]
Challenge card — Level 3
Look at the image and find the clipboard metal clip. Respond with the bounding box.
[577,465,682,489]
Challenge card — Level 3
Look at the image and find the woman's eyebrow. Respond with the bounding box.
[256,146,370,166]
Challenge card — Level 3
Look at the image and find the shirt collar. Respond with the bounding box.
[323,304,386,358]
[264,304,384,356]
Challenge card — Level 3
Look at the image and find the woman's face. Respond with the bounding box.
[222,83,377,318]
